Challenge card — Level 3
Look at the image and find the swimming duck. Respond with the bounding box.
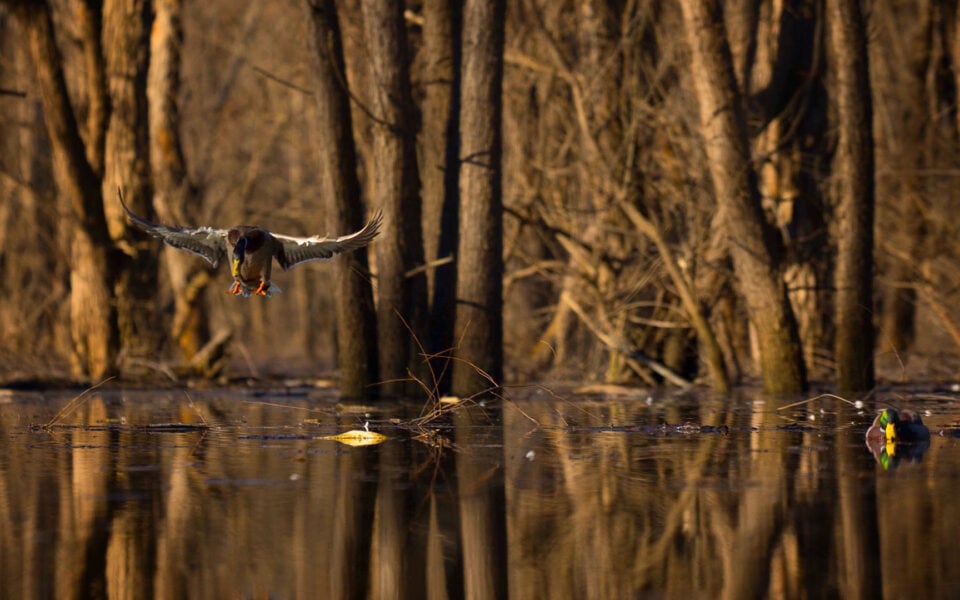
[119,189,381,297]
[865,408,930,445]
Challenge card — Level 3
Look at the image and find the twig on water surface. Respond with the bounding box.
[45,376,116,428]
[776,391,874,412]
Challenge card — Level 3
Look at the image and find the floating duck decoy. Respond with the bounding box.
[865,408,930,445]
[865,408,931,470]
[119,188,381,297]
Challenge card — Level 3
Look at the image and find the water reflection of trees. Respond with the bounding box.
[2,392,960,598]
[504,396,958,599]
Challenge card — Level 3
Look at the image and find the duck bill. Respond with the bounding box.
[232,257,241,277]
[885,422,897,443]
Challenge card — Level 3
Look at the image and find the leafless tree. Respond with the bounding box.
[827,0,875,392]
[3,0,119,379]
[306,0,378,397]
[360,0,429,396]
[451,0,506,397]
[149,0,216,373]
[679,0,806,394]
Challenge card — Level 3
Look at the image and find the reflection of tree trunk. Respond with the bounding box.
[330,460,375,600]
[306,0,378,397]
[149,0,213,367]
[360,0,429,396]
[426,484,463,600]
[452,0,506,397]
[828,0,875,392]
[370,445,424,600]
[679,0,806,394]
[103,0,161,363]
[154,442,199,599]
[12,2,119,379]
[455,406,507,599]
[833,407,880,600]
[720,405,792,599]
[105,442,155,599]
[56,398,113,599]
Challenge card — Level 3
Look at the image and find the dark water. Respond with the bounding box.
[1,385,960,599]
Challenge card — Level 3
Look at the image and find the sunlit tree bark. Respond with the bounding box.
[148,0,214,370]
[103,0,161,363]
[679,0,806,395]
[360,0,429,396]
[5,0,119,379]
[306,0,379,398]
[828,0,875,392]
[0,20,68,364]
[76,0,107,176]
[451,0,506,397]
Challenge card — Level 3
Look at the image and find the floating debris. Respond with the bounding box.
[319,429,387,447]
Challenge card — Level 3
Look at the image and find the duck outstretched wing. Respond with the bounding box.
[274,211,382,270]
[118,187,228,268]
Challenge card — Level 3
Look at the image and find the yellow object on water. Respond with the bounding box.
[320,429,387,447]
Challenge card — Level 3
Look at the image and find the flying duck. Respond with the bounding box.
[119,189,381,297]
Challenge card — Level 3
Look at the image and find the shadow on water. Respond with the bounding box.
[2,385,960,598]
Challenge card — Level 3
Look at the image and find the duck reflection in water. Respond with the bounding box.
[865,408,931,470]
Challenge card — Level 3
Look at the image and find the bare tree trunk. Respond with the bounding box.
[12,1,119,379]
[679,0,806,395]
[451,0,505,397]
[76,0,107,176]
[148,0,214,368]
[828,0,875,392]
[419,0,456,302]
[420,0,461,382]
[102,0,160,365]
[360,0,429,396]
[306,0,378,398]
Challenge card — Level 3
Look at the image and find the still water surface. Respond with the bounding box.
[1,385,959,599]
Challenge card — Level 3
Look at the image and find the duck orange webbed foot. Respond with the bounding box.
[227,281,243,295]
[254,281,270,296]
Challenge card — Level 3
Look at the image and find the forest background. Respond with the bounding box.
[0,0,956,398]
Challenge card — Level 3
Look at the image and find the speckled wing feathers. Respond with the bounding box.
[118,188,229,268]
[274,210,382,270]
